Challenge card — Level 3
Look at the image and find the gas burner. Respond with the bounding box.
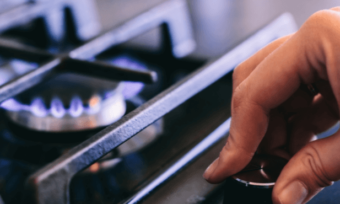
[1,55,150,132]
[4,74,126,132]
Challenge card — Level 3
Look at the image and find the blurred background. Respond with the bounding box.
[96,0,340,59]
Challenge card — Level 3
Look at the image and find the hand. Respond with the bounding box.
[203,8,340,204]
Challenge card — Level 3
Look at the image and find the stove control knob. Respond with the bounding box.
[223,154,287,204]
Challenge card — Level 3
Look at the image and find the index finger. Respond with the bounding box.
[232,34,292,95]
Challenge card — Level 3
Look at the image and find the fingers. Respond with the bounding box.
[232,34,292,94]
[257,109,289,159]
[204,27,311,183]
[204,10,340,184]
[288,94,338,155]
[258,84,338,159]
[257,88,317,159]
[273,131,340,204]
[203,35,292,183]
[275,77,340,204]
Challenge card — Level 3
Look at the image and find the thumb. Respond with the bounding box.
[273,131,340,204]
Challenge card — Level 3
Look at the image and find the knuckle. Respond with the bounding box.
[299,9,340,54]
[307,10,333,25]
[304,10,339,36]
[300,143,333,187]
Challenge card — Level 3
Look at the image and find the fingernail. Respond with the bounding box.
[278,181,308,204]
[203,158,219,180]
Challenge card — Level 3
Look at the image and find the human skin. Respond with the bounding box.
[203,7,340,204]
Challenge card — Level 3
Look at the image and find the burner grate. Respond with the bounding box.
[0,1,196,203]
[0,1,298,204]
[23,13,296,204]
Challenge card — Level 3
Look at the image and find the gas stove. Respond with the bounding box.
[1,1,330,204]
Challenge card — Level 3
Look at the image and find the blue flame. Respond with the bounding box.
[1,95,103,118]
[10,59,37,75]
[110,56,146,99]
[0,69,13,85]
[31,97,48,117]
[0,59,39,112]
[0,59,37,86]
[69,96,84,117]
[50,97,66,118]
[1,56,147,117]
[1,99,28,111]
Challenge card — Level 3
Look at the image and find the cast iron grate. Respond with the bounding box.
[0,1,297,203]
